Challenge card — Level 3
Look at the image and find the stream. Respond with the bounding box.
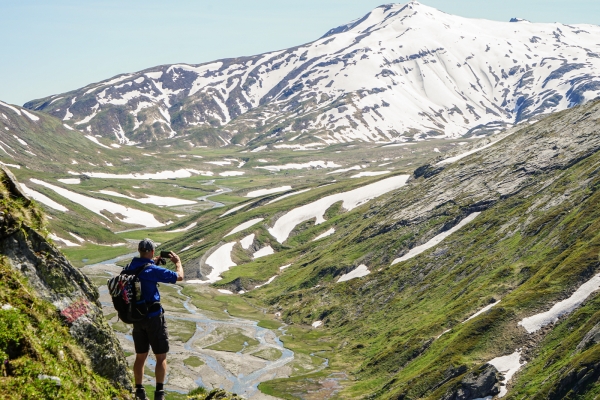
[86,255,295,398]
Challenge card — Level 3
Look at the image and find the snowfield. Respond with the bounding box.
[256,161,341,172]
[30,179,164,227]
[392,212,481,265]
[69,169,213,179]
[97,190,197,206]
[269,175,409,243]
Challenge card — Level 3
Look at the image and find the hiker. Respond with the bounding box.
[128,238,184,400]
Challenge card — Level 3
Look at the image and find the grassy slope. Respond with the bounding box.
[203,102,600,398]
[0,170,127,399]
[0,259,126,399]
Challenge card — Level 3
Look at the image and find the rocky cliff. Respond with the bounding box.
[0,166,131,397]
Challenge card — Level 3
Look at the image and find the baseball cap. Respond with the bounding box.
[138,238,156,252]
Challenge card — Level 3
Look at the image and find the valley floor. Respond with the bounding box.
[82,256,304,399]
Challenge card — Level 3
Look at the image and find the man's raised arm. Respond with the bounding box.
[170,252,184,282]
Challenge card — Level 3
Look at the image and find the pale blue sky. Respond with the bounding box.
[1,0,599,105]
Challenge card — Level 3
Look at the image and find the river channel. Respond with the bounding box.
[83,252,294,399]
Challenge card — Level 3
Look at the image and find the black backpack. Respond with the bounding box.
[107,263,151,324]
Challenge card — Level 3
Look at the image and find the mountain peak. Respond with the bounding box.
[24,3,600,146]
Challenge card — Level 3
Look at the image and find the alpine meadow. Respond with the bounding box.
[2,1,600,399]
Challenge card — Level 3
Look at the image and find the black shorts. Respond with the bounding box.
[132,314,169,355]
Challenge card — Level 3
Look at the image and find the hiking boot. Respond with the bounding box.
[154,390,165,400]
[134,387,149,400]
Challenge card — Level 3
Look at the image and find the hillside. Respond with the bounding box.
[157,99,600,398]
[0,167,131,398]
[24,2,600,147]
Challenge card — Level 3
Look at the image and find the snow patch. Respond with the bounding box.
[31,179,163,227]
[49,233,80,247]
[0,100,21,115]
[219,171,245,177]
[21,184,69,212]
[168,222,198,233]
[98,190,197,206]
[464,301,500,323]
[70,169,207,180]
[487,351,525,397]
[57,178,80,185]
[267,189,311,204]
[518,274,600,333]
[337,264,370,283]
[313,228,335,241]
[84,135,112,149]
[253,245,274,259]
[256,161,340,172]
[351,171,390,178]
[68,232,85,243]
[255,275,277,288]
[21,109,39,121]
[240,234,255,249]
[205,243,237,283]
[392,213,481,265]
[246,186,292,198]
[328,166,362,174]
[269,175,409,243]
[226,218,264,237]
[219,203,250,218]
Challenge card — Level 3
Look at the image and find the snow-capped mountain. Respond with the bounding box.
[25,2,600,146]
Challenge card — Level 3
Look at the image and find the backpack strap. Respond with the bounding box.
[121,262,152,277]
[134,263,152,277]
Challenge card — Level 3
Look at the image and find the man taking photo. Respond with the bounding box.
[128,238,184,400]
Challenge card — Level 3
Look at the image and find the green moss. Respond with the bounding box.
[0,257,127,399]
[183,356,204,368]
[252,348,283,361]
[206,332,259,353]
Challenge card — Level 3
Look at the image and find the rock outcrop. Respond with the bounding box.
[441,365,501,400]
[0,166,131,391]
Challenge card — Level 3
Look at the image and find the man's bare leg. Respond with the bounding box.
[155,353,167,384]
[134,352,149,385]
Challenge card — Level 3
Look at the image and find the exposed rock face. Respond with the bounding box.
[373,100,600,249]
[441,365,501,400]
[24,2,600,146]
[0,167,131,391]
